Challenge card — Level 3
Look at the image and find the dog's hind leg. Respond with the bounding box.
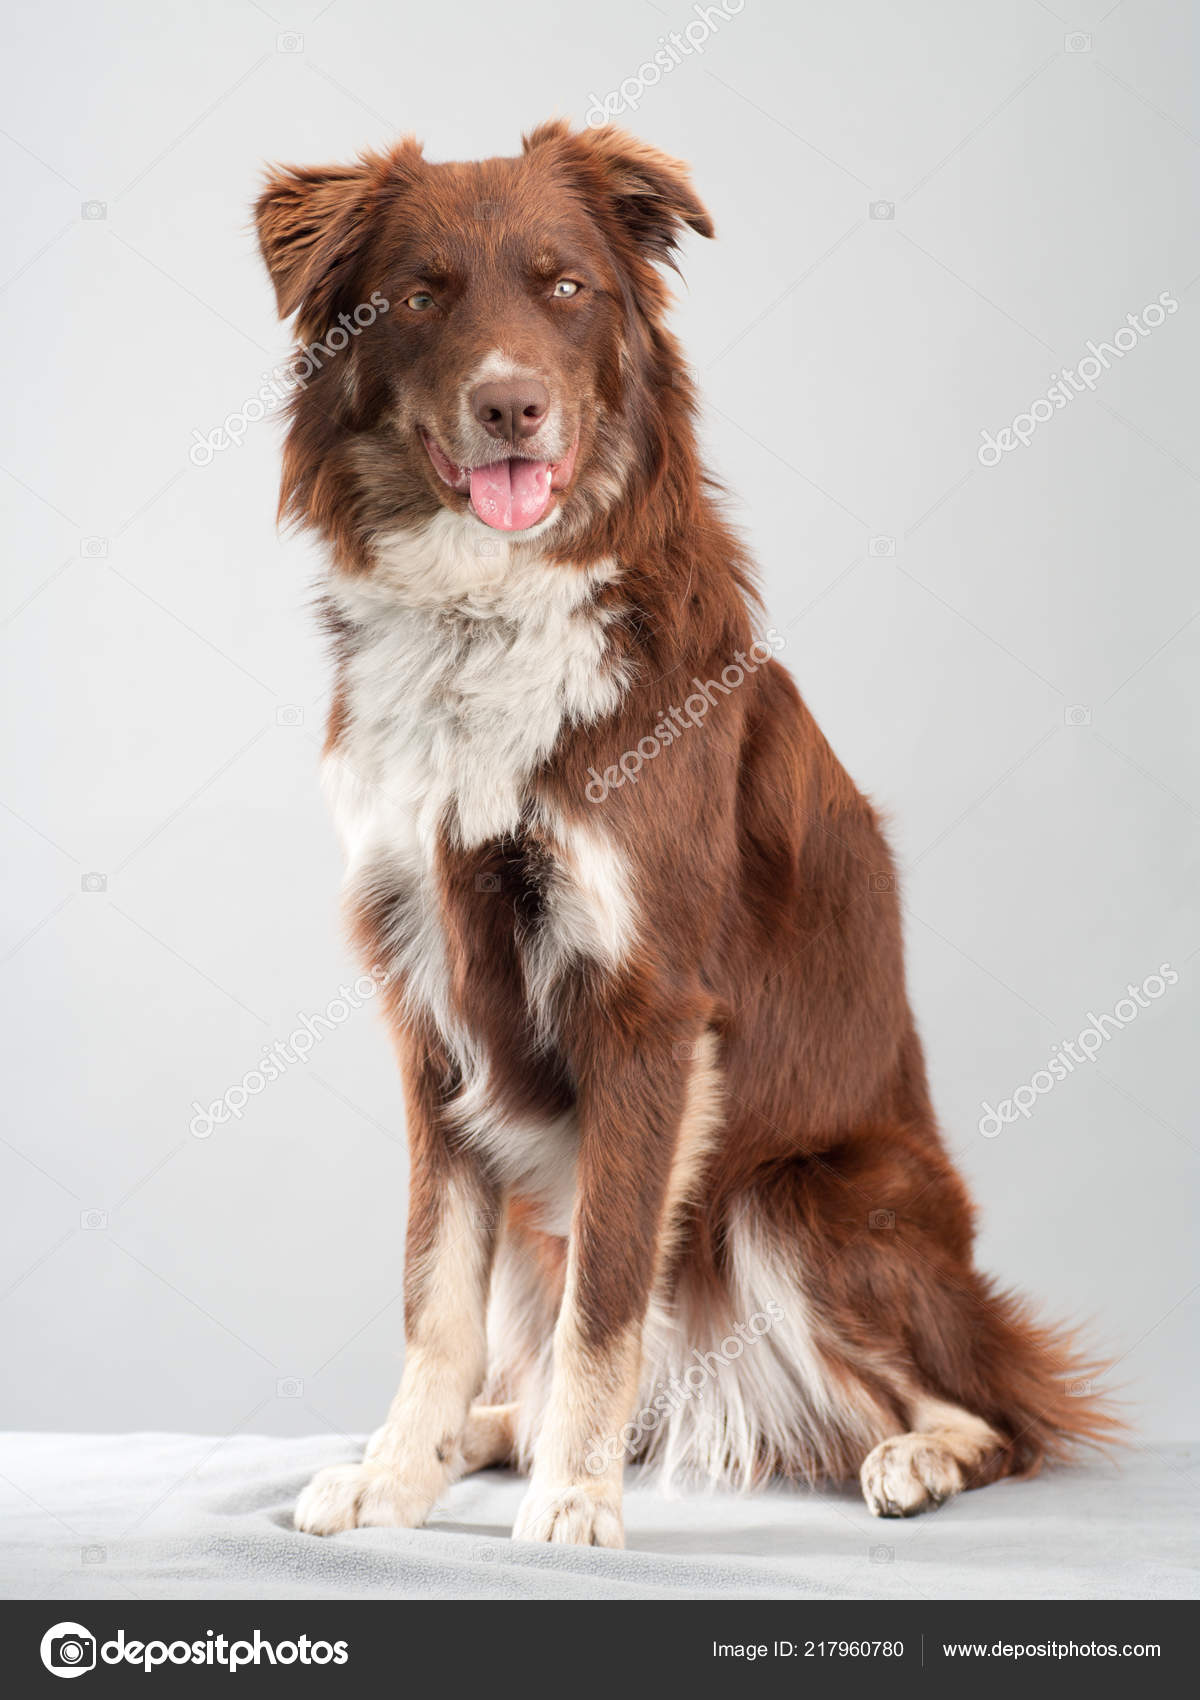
[364,1407,515,1473]
[458,1402,518,1473]
[727,1122,1118,1516]
[859,1397,1002,1517]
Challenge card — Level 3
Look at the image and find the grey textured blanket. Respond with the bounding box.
[1,1432,1193,1600]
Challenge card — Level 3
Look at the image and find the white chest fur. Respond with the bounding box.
[321,517,635,1213]
[324,518,627,863]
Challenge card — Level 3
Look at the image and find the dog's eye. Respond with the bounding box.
[552,279,581,298]
[405,292,436,311]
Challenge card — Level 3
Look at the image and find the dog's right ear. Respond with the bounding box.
[255,142,421,341]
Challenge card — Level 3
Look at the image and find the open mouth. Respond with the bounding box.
[422,431,579,532]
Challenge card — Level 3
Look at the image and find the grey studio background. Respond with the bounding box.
[1,0,1197,1466]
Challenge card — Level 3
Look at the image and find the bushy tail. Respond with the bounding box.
[965,1278,1126,1481]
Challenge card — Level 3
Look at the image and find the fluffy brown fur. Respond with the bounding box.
[256,121,1118,1546]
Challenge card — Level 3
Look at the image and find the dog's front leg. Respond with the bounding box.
[513,1032,696,1548]
[295,1028,500,1534]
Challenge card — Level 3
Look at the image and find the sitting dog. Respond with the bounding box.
[255,121,1114,1546]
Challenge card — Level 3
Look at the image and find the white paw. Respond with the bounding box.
[293,1462,432,1535]
[861,1433,964,1518]
[513,1482,624,1548]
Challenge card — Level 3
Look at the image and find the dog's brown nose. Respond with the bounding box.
[471,379,549,442]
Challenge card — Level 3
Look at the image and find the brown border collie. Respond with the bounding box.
[256,121,1115,1547]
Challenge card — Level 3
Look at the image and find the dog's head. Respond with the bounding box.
[255,122,712,563]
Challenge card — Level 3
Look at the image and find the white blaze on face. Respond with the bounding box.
[432,349,577,533]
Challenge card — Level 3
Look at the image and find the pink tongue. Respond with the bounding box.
[469,459,553,531]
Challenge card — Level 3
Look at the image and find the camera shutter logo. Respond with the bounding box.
[41,1622,96,1677]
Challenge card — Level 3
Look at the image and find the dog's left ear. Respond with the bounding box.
[524,120,713,270]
